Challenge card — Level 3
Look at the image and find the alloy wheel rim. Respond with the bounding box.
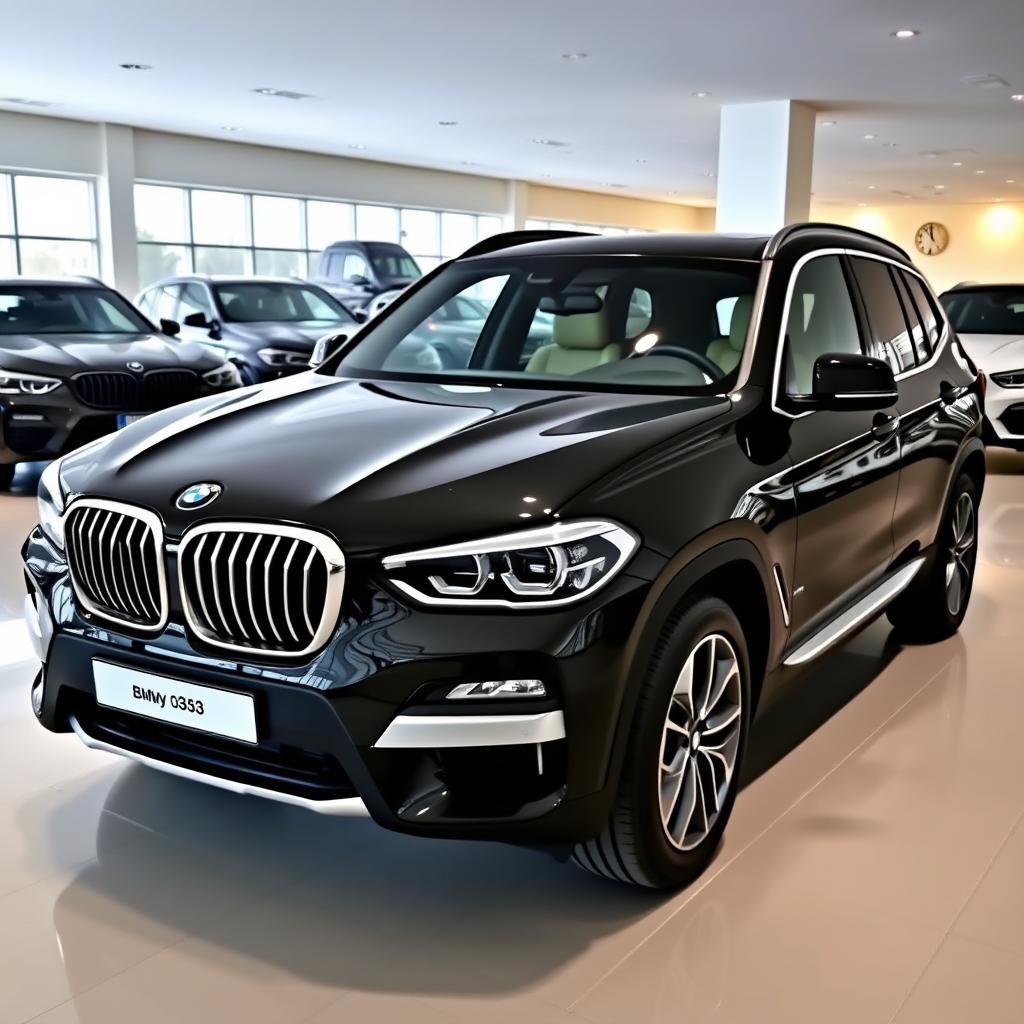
[658,633,743,852]
[945,492,976,616]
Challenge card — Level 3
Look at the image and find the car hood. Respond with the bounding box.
[0,332,220,376]
[61,372,731,552]
[959,333,1024,372]
[221,322,351,350]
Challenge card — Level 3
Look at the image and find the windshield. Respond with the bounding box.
[0,285,151,336]
[366,244,421,282]
[941,287,1024,336]
[214,282,356,324]
[332,255,760,392]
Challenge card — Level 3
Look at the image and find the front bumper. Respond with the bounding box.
[982,380,1024,448]
[24,526,649,843]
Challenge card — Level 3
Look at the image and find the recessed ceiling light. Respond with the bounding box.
[891,28,920,38]
[348,143,366,150]
[821,119,837,126]
[976,169,986,174]
[934,184,945,189]
[252,87,312,100]
[867,185,877,190]
[561,52,588,60]
[962,74,1009,90]
[460,160,476,166]
[438,120,459,126]
[953,161,964,166]
[119,63,151,71]
[634,158,648,164]
[883,142,899,148]
[532,138,569,147]
[1007,179,1017,184]
[692,90,711,98]
[864,133,877,140]
[1013,94,1024,102]
[220,126,240,132]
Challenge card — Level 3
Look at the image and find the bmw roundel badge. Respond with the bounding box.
[175,482,222,511]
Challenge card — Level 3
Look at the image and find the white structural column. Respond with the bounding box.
[507,179,530,231]
[96,123,139,296]
[714,101,816,234]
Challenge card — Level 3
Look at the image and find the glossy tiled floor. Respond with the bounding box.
[3,455,1024,1023]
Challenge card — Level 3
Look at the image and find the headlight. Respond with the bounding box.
[202,362,242,388]
[991,369,1024,388]
[37,457,66,549]
[0,369,62,395]
[258,348,312,368]
[381,520,638,608]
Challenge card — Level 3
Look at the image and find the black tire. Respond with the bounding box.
[887,473,978,642]
[0,463,14,491]
[573,596,752,889]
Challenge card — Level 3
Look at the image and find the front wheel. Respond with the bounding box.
[887,473,978,642]
[573,596,751,889]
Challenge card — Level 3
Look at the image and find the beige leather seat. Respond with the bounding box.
[526,309,621,375]
[706,295,753,374]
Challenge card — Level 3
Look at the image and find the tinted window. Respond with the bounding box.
[783,256,862,395]
[335,255,760,392]
[341,253,370,282]
[213,282,355,324]
[850,257,915,373]
[903,274,941,355]
[0,285,150,336]
[366,243,421,281]
[179,283,213,320]
[941,287,1024,336]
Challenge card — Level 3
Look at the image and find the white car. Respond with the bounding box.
[941,284,1024,449]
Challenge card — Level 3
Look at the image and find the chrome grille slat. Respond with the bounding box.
[178,523,345,658]
[64,500,168,632]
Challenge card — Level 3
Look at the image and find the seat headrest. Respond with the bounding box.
[728,295,754,351]
[552,309,610,350]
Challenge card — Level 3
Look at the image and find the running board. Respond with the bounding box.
[783,557,926,667]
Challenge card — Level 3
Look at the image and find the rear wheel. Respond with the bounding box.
[573,596,751,888]
[887,473,978,642]
[0,464,15,491]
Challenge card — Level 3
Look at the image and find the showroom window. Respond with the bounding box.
[0,171,99,277]
[135,183,505,287]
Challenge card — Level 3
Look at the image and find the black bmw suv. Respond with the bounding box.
[0,277,239,490]
[24,225,984,889]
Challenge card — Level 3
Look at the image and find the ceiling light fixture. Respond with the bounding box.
[867,185,877,190]
[252,87,312,100]
[1013,94,1024,102]
[634,158,648,164]
[953,161,963,167]
[962,74,1009,90]
[891,28,920,38]
[976,169,986,174]
[119,63,151,71]
[821,119,837,126]
[864,133,877,140]
[934,184,945,189]
[692,90,710,98]
[348,143,366,150]
[561,52,588,60]
[438,120,459,126]
[1007,179,1017,184]
[220,126,240,132]
[883,142,899,148]
[532,138,569,147]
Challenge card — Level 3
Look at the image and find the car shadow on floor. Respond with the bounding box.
[37,619,933,1003]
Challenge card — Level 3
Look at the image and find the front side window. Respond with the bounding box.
[783,256,862,396]
[332,255,760,392]
[0,285,150,336]
[941,287,1024,336]
[213,282,355,324]
[179,283,213,320]
[341,253,370,282]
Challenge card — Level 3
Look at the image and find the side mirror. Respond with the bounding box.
[347,274,372,288]
[809,353,897,411]
[309,332,348,368]
[159,318,180,337]
[182,312,210,329]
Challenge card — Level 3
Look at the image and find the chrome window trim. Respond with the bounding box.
[177,520,346,659]
[63,497,169,634]
[770,247,951,420]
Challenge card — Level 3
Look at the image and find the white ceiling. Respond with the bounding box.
[3,0,1024,208]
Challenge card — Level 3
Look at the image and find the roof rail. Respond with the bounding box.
[764,222,910,261]
[459,229,596,259]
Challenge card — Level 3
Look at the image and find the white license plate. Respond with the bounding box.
[117,414,148,429]
[93,661,258,743]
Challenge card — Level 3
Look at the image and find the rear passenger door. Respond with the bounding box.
[777,254,901,641]
[849,255,965,554]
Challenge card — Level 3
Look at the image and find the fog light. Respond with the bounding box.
[31,677,44,716]
[446,679,546,700]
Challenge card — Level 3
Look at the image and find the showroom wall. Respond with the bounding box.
[811,200,1024,293]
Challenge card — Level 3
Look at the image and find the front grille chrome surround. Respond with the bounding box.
[177,522,345,659]
[64,499,169,633]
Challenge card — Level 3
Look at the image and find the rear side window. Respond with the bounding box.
[902,272,941,358]
[783,255,863,396]
[849,257,916,373]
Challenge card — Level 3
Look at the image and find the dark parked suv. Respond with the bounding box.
[137,276,359,384]
[0,277,239,489]
[25,225,984,888]
[312,240,421,314]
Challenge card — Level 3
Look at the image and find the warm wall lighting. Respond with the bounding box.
[983,204,1020,235]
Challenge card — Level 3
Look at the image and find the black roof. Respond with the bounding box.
[0,276,107,288]
[463,223,910,265]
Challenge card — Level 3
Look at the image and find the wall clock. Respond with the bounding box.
[915,222,949,256]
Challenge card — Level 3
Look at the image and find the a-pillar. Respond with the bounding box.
[714,101,816,234]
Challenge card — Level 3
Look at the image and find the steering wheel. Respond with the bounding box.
[635,344,723,379]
